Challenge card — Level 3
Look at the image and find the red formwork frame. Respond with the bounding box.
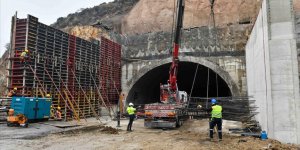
[10,19,27,94]
[100,37,121,105]
[67,35,76,96]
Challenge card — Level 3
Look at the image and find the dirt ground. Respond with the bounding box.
[0,118,299,150]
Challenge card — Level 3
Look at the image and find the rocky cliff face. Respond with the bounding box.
[0,50,9,96]
[121,0,262,34]
[64,25,111,41]
[51,0,139,33]
[54,0,262,37]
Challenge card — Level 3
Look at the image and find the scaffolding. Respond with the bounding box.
[7,14,121,121]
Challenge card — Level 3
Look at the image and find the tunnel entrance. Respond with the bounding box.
[127,61,232,105]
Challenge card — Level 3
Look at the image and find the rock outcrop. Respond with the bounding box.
[0,50,9,96]
[51,0,139,33]
[121,0,262,34]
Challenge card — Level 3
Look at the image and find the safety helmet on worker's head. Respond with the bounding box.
[24,49,29,53]
[13,87,17,90]
[46,94,51,97]
[57,106,61,110]
[129,103,134,106]
[211,99,217,104]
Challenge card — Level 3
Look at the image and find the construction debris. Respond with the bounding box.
[1,119,298,150]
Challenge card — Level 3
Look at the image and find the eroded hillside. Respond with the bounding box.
[122,0,262,34]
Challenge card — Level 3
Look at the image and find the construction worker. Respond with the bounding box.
[208,99,223,141]
[127,102,136,131]
[46,94,51,98]
[7,87,17,97]
[55,106,62,121]
[50,105,55,119]
[20,49,29,63]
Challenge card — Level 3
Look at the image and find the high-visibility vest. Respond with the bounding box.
[211,105,222,118]
[127,106,136,115]
[21,52,27,57]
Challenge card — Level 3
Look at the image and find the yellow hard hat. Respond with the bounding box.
[13,87,17,90]
[57,106,61,110]
[46,94,51,97]
[25,49,29,52]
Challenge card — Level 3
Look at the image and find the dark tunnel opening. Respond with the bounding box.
[127,61,232,105]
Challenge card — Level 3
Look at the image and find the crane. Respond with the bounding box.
[144,0,187,128]
[160,0,187,104]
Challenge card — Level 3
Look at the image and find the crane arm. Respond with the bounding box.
[169,0,185,92]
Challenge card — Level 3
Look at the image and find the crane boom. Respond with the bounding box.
[160,0,185,103]
[144,0,188,128]
[169,0,185,91]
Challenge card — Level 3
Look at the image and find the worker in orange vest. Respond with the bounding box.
[55,106,62,121]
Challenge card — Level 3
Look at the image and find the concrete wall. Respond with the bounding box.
[246,0,300,144]
[114,25,251,97]
[296,8,300,77]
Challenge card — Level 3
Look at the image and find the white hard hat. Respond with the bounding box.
[129,103,134,106]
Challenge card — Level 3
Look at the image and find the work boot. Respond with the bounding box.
[218,139,222,142]
[210,138,213,142]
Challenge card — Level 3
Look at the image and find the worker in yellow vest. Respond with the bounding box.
[127,102,136,131]
[20,49,29,63]
[208,99,222,141]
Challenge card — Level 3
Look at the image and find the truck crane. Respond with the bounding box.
[143,0,188,128]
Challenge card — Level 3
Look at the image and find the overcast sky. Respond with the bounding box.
[0,0,114,57]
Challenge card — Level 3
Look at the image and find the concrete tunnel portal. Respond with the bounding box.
[127,61,232,105]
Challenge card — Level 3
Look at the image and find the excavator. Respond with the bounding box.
[144,0,188,128]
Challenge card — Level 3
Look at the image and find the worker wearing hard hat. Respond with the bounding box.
[20,49,29,63]
[126,102,136,131]
[55,106,62,121]
[207,99,223,142]
[7,87,17,97]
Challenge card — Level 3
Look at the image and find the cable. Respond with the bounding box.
[188,63,199,102]
[206,0,215,106]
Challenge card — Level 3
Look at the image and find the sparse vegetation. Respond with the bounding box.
[51,0,139,33]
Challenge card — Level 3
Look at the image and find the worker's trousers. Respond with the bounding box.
[127,114,135,131]
[209,118,222,139]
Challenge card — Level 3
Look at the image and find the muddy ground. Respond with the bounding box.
[0,118,299,150]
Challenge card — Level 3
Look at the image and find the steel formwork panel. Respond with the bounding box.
[8,15,120,120]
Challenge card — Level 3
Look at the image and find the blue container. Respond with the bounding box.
[37,98,52,119]
[11,97,52,120]
[261,131,268,140]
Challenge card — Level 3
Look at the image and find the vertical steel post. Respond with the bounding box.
[7,12,17,90]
